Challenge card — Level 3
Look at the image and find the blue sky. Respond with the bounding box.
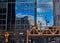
[15,0,53,26]
[16,0,34,2]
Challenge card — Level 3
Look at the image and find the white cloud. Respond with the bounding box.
[37,8,45,13]
[37,0,52,3]
[37,2,53,12]
[37,15,46,26]
[37,8,41,12]
[16,13,22,17]
[37,1,53,11]
[48,2,53,7]
[16,13,34,18]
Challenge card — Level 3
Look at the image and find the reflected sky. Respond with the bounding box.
[37,0,53,26]
[15,0,53,26]
[16,0,34,2]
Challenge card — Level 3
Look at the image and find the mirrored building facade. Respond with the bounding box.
[15,0,53,30]
[0,0,53,31]
[53,0,60,26]
[0,0,55,43]
[15,0,35,30]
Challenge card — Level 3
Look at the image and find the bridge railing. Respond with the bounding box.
[27,26,60,36]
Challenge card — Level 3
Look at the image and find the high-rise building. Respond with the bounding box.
[0,0,15,31]
[16,16,34,30]
[0,0,54,43]
[53,0,60,26]
[0,0,8,30]
[7,0,15,31]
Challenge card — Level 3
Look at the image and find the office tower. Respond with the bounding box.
[16,16,34,30]
[53,0,60,26]
[0,0,15,31]
[7,0,15,31]
[0,0,8,30]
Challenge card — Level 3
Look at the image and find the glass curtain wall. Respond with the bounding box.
[0,0,53,31]
[37,0,53,27]
[15,0,53,30]
[7,0,15,31]
[15,0,34,30]
[0,0,8,30]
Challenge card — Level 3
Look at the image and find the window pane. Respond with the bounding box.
[8,0,15,2]
[16,0,34,2]
[16,3,34,14]
[0,3,7,8]
[0,0,8,2]
[2,20,6,24]
[0,15,6,19]
[0,8,2,13]
[15,2,34,30]
[37,0,53,26]
[0,25,6,30]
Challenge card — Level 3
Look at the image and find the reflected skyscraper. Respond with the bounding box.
[53,0,60,26]
[16,16,34,30]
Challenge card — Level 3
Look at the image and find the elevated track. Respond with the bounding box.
[26,26,60,43]
[0,26,60,43]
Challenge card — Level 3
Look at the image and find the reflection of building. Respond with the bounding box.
[16,15,47,30]
[39,14,46,26]
[0,0,15,31]
[16,16,34,30]
[53,0,60,26]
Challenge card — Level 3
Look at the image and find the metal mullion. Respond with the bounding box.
[5,2,8,31]
[10,3,12,31]
[8,2,13,31]
[34,0,37,26]
[8,2,34,4]
[1,1,3,30]
[15,2,16,31]
[53,0,56,26]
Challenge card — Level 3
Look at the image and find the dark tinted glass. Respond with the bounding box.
[2,20,6,24]
[2,15,6,19]
[2,8,6,13]
[0,8,2,13]
[16,0,34,2]
[8,0,15,2]
[0,0,8,2]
